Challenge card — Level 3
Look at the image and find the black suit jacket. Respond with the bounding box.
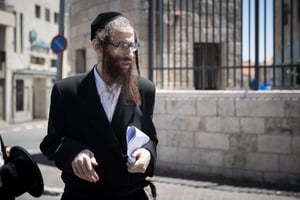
[40,69,158,197]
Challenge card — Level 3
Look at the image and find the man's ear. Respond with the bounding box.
[91,39,102,53]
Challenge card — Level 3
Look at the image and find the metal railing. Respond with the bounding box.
[148,0,300,90]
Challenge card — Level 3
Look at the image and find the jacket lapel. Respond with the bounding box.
[111,98,136,134]
[79,71,127,158]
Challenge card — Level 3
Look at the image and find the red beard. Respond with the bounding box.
[102,51,141,105]
[103,52,133,83]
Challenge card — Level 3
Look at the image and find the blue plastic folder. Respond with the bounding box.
[126,126,150,164]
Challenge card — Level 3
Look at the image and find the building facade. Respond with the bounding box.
[67,0,150,76]
[151,0,242,90]
[274,0,300,88]
[0,0,59,123]
[67,0,243,90]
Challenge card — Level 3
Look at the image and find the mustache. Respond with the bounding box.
[120,56,134,63]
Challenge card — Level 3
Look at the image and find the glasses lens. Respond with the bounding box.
[132,42,140,51]
[118,42,139,52]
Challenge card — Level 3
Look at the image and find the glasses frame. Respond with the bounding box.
[107,40,140,52]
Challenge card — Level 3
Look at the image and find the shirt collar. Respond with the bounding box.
[93,66,121,95]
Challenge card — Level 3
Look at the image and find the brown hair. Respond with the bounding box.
[96,17,141,106]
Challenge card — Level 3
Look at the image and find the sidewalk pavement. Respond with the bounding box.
[2,120,298,200]
[16,162,300,200]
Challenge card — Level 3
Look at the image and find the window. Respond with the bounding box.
[193,43,221,90]
[13,11,17,52]
[0,51,5,71]
[54,12,59,24]
[51,59,56,67]
[30,56,45,65]
[16,79,24,111]
[20,13,23,52]
[35,5,41,18]
[45,8,50,22]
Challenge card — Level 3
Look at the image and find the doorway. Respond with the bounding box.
[33,78,47,119]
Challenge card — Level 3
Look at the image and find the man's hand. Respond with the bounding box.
[127,148,151,173]
[72,149,99,183]
[6,147,11,157]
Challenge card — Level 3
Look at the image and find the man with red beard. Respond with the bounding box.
[40,12,158,200]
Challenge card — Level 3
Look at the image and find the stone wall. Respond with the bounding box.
[153,90,300,187]
[67,0,150,76]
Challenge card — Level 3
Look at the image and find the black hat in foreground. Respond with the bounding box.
[90,11,124,40]
[0,146,44,198]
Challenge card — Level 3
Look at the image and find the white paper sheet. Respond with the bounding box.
[126,126,150,163]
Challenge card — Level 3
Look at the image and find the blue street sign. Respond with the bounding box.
[51,35,67,54]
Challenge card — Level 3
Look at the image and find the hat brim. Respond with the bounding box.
[9,146,44,197]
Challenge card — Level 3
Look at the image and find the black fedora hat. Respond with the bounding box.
[0,146,44,197]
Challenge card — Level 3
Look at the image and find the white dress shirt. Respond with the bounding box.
[94,67,121,122]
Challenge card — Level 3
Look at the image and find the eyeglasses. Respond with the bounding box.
[108,40,140,52]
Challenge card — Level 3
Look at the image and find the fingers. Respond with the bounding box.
[6,147,11,157]
[72,150,99,182]
[128,162,147,173]
[127,148,151,174]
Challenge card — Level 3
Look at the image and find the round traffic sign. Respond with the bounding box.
[51,35,67,54]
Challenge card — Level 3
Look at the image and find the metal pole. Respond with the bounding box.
[254,0,259,90]
[148,0,153,81]
[56,0,65,81]
[159,0,163,87]
[290,0,294,86]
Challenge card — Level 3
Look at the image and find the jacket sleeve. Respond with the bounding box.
[40,84,88,173]
[139,77,158,177]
